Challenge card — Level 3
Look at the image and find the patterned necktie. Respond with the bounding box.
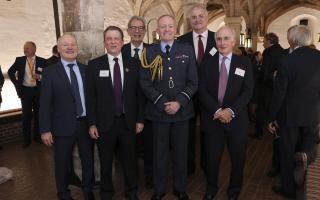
[165,45,170,56]
[113,57,123,116]
[218,57,228,104]
[197,35,204,65]
[133,48,139,59]
[67,63,83,116]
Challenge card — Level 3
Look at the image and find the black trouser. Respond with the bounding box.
[152,120,189,195]
[54,119,94,200]
[97,115,137,199]
[21,86,40,143]
[279,125,318,198]
[188,97,206,173]
[142,120,153,179]
[204,119,248,198]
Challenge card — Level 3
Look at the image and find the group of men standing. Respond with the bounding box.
[5,2,320,200]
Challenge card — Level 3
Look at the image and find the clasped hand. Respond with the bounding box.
[164,101,181,115]
[213,108,233,123]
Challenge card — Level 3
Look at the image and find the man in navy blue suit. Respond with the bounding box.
[8,41,47,147]
[40,34,94,200]
[199,26,253,200]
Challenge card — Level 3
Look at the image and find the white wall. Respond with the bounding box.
[0,0,56,111]
[268,7,320,49]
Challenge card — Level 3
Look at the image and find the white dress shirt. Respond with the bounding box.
[107,53,124,89]
[193,30,208,60]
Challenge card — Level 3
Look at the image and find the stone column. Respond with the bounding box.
[251,31,259,51]
[61,0,105,64]
[60,0,105,182]
[224,17,242,47]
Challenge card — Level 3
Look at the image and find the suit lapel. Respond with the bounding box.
[211,54,220,99]
[56,61,73,96]
[122,56,130,98]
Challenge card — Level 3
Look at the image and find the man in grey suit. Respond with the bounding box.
[40,34,94,200]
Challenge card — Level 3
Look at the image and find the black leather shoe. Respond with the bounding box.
[69,172,81,187]
[294,152,307,186]
[83,191,95,200]
[173,191,189,200]
[267,167,279,177]
[272,185,295,199]
[202,193,215,200]
[150,194,164,200]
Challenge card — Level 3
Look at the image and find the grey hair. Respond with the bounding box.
[187,3,208,19]
[215,25,236,41]
[57,33,77,46]
[287,25,312,47]
[127,16,146,29]
[157,14,176,25]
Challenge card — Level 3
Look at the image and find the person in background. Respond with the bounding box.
[267,25,320,199]
[8,41,47,147]
[177,3,216,175]
[122,16,154,189]
[47,45,60,65]
[0,66,4,150]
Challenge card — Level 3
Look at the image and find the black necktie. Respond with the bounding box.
[67,63,83,116]
[133,48,139,59]
[165,45,170,56]
[113,57,123,116]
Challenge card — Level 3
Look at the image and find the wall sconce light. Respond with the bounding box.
[239,33,245,47]
[147,18,158,44]
[152,31,160,43]
[244,38,252,48]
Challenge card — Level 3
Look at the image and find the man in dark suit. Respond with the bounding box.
[140,15,198,200]
[255,33,284,177]
[47,45,60,65]
[8,41,47,147]
[122,16,154,190]
[267,25,320,199]
[0,66,4,150]
[199,26,253,200]
[177,3,216,174]
[39,34,95,200]
[86,26,144,200]
[122,16,148,59]
[0,66,4,107]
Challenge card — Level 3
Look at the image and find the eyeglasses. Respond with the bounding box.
[129,26,145,31]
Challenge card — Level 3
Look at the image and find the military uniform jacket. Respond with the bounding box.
[140,41,198,122]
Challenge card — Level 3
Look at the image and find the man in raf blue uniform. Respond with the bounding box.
[140,15,198,200]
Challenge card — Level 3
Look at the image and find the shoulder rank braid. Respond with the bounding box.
[141,48,163,81]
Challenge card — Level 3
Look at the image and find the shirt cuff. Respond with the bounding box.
[227,108,235,118]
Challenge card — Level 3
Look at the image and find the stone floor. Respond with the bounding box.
[0,133,287,200]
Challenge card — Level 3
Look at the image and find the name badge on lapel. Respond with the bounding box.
[99,70,109,77]
[209,47,217,56]
[37,67,43,72]
[235,68,245,77]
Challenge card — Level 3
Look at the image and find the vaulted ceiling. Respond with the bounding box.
[127,0,320,35]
